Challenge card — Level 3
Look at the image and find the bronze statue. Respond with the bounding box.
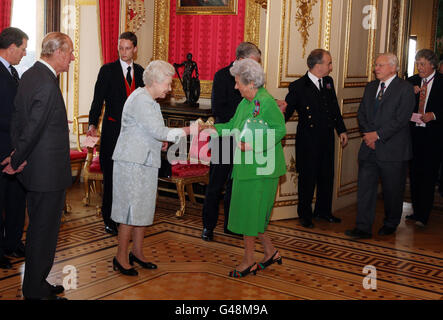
[174,53,200,106]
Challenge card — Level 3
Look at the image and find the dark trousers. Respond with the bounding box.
[202,136,235,231]
[22,190,65,299]
[100,154,114,225]
[297,142,335,222]
[202,163,233,231]
[0,172,26,257]
[356,153,408,233]
[410,127,443,224]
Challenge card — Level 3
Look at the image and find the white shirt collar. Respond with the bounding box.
[120,59,133,71]
[308,71,321,89]
[423,70,436,83]
[39,59,57,77]
[379,74,397,89]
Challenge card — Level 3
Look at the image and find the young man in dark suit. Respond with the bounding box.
[0,27,28,269]
[346,53,415,239]
[284,49,348,229]
[87,32,144,235]
[3,32,74,300]
[406,49,443,227]
[201,42,261,241]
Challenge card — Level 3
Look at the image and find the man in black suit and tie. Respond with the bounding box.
[346,53,415,239]
[406,49,443,227]
[284,49,348,229]
[87,32,144,235]
[0,27,28,269]
[3,32,74,299]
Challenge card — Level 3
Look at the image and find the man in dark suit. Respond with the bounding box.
[0,27,28,269]
[284,49,348,229]
[406,49,443,227]
[87,32,144,235]
[346,53,415,239]
[2,32,74,299]
[201,42,261,241]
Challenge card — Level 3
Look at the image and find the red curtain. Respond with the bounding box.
[98,0,120,65]
[0,0,12,32]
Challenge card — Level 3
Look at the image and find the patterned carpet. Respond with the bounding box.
[0,184,442,300]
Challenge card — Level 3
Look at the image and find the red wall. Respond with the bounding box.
[168,0,246,81]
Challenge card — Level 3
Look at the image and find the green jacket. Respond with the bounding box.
[214,87,287,180]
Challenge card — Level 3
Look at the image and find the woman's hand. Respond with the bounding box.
[237,141,252,151]
[161,141,169,151]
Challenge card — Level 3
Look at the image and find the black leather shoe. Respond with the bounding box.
[50,284,65,295]
[405,214,418,221]
[201,228,214,241]
[5,244,25,258]
[104,222,118,235]
[377,225,396,236]
[113,257,138,276]
[129,252,157,269]
[0,256,12,269]
[345,228,372,239]
[318,215,341,223]
[299,218,314,229]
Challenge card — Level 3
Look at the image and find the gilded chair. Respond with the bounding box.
[70,115,89,183]
[64,115,89,217]
[81,137,103,215]
[159,117,214,217]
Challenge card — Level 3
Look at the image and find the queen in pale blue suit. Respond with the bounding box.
[111,60,190,276]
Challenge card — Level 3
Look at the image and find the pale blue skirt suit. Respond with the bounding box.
[111,87,183,226]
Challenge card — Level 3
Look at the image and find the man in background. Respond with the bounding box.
[0,27,28,269]
[87,32,144,235]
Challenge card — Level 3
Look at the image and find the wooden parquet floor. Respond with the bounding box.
[0,183,442,300]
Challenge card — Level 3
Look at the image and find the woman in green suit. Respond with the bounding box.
[202,58,286,277]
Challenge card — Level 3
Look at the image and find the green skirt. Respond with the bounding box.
[227,177,279,236]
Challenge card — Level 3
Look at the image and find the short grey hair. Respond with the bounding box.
[307,49,330,69]
[415,49,438,69]
[235,42,261,60]
[143,60,175,87]
[376,53,400,71]
[230,58,265,88]
[41,32,71,58]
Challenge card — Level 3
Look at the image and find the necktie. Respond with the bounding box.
[377,82,385,101]
[318,78,323,91]
[418,78,428,115]
[10,65,19,84]
[126,66,132,86]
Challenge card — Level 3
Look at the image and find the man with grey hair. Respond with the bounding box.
[345,53,415,239]
[284,48,348,229]
[405,49,443,227]
[201,42,261,241]
[0,27,28,270]
[2,32,74,299]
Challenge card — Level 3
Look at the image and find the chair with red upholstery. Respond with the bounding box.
[70,115,89,183]
[159,117,214,217]
[82,138,103,214]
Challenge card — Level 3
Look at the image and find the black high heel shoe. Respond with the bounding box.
[229,262,258,278]
[113,257,138,276]
[257,251,282,271]
[129,252,157,269]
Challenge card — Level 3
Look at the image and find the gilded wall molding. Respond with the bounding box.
[153,0,261,99]
[294,0,319,58]
[278,0,331,87]
[254,0,267,9]
[343,0,378,84]
[73,0,80,133]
